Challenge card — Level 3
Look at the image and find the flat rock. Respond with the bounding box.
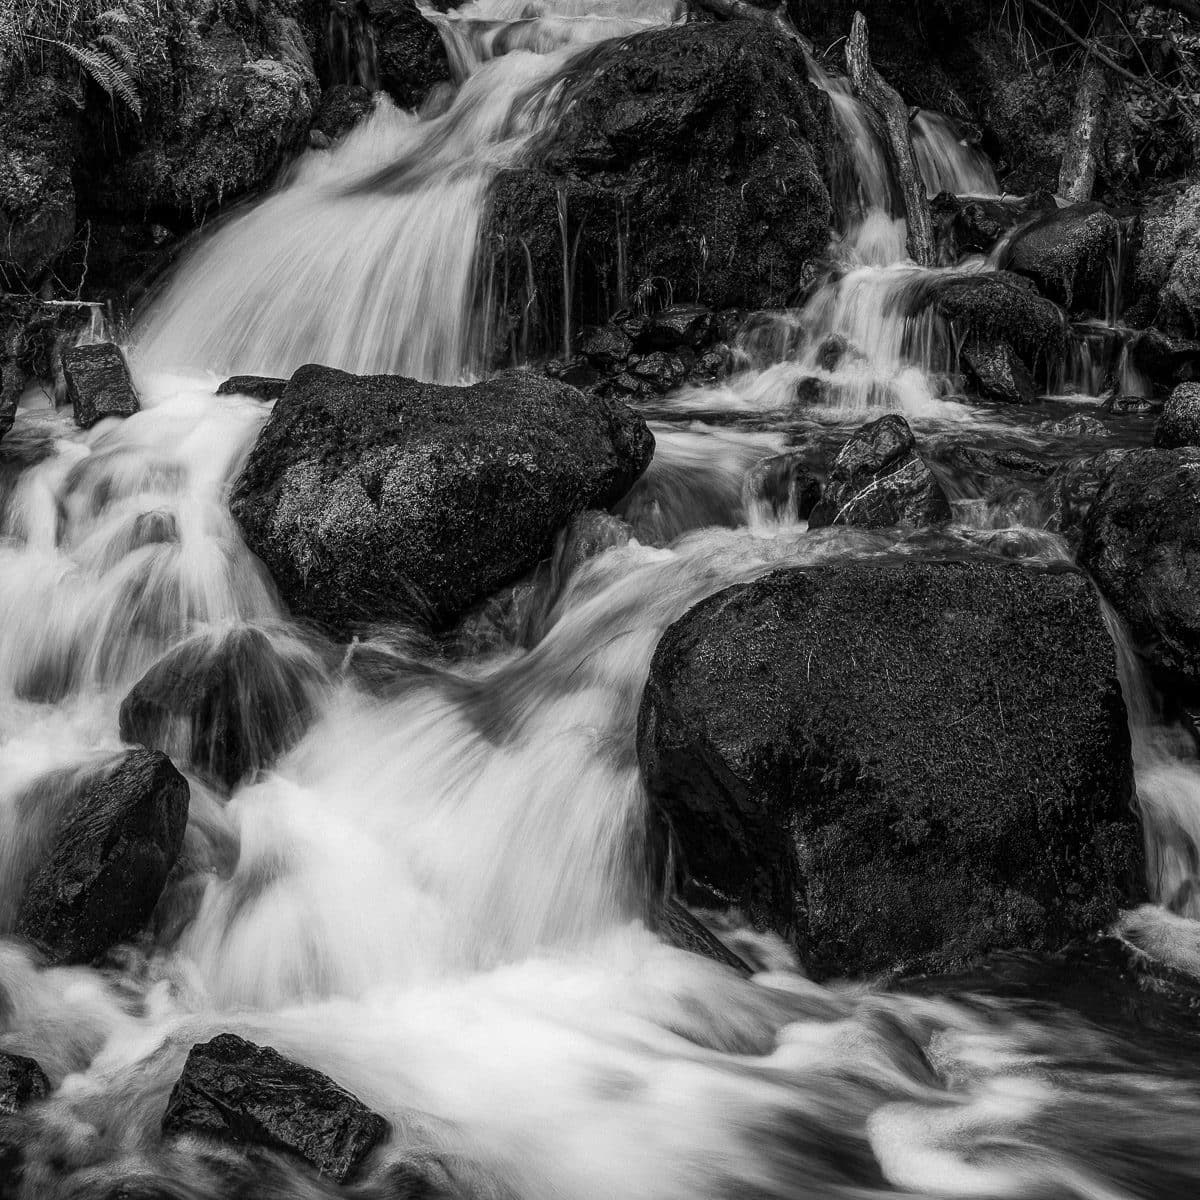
[162,1033,387,1183]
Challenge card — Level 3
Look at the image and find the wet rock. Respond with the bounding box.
[1100,393,1157,416]
[808,415,951,530]
[638,559,1141,979]
[0,76,80,288]
[311,83,376,140]
[119,627,322,791]
[931,191,1054,260]
[367,0,452,111]
[1131,184,1200,342]
[0,1053,49,1114]
[488,20,831,356]
[1128,328,1200,395]
[935,442,1055,479]
[916,270,1065,375]
[1154,383,1200,450]
[162,1033,387,1182]
[639,305,718,351]
[630,351,687,392]
[215,375,289,401]
[1002,203,1122,316]
[1036,414,1111,438]
[962,339,1037,404]
[748,453,822,521]
[63,342,140,429]
[1081,448,1200,687]
[14,749,189,965]
[229,365,654,632]
[1042,448,1130,549]
[578,326,632,369]
[1,297,98,442]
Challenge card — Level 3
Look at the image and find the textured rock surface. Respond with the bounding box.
[367,0,452,110]
[230,365,654,632]
[215,375,290,401]
[1154,383,1200,450]
[1042,448,1131,549]
[119,627,323,790]
[1080,448,1200,686]
[638,559,1142,979]
[162,1033,388,1182]
[14,749,189,964]
[808,415,951,529]
[1002,203,1122,315]
[0,1054,49,1115]
[962,339,1038,404]
[63,342,140,429]
[487,19,832,358]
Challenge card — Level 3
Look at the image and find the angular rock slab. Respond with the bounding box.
[1080,447,1200,686]
[162,1034,388,1183]
[229,365,654,633]
[63,342,140,429]
[638,559,1142,979]
[808,414,951,530]
[15,749,189,964]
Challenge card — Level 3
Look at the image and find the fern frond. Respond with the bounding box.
[95,30,136,73]
[37,35,143,119]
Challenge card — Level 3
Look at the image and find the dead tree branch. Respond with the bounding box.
[845,11,934,266]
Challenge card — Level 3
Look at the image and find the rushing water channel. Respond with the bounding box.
[4,1,1200,1197]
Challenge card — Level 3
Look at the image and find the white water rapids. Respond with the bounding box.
[4,2,1200,1198]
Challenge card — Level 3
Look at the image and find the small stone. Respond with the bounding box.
[215,376,289,402]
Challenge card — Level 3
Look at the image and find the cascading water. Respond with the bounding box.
[6,4,1200,1198]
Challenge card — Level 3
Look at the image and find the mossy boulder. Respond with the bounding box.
[638,558,1142,979]
[1132,185,1200,341]
[1155,383,1200,451]
[229,364,654,633]
[486,18,833,360]
[1080,448,1200,688]
[366,0,452,110]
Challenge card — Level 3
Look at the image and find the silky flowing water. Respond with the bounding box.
[4,2,1200,1197]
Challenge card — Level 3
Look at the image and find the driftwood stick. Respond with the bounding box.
[845,11,934,266]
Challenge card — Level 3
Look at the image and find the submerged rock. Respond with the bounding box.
[1002,203,1122,316]
[1154,383,1200,450]
[808,415,951,530]
[215,375,289,401]
[230,365,653,632]
[638,559,1141,979]
[63,342,140,429]
[119,627,323,790]
[1080,448,1200,686]
[1042,448,1131,549]
[162,1033,388,1182]
[0,1054,49,1114]
[748,453,822,522]
[488,19,831,356]
[14,749,189,964]
[962,339,1037,404]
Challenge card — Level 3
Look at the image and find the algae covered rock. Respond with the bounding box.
[638,558,1142,979]
[230,365,654,632]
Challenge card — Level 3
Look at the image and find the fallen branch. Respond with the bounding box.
[845,11,934,266]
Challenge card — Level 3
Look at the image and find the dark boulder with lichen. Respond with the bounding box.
[638,558,1142,980]
[486,18,832,360]
[1080,448,1200,688]
[14,749,189,965]
[230,364,654,633]
[162,1033,387,1183]
[808,414,951,530]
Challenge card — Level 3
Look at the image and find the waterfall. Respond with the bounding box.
[134,0,682,383]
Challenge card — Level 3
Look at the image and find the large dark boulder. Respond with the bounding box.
[1154,383,1200,450]
[487,19,832,358]
[1001,204,1123,317]
[119,627,323,790]
[961,340,1037,405]
[366,0,451,110]
[911,270,1066,379]
[14,749,189,964]
[162,1033,388,1182]
[230,365,653,632]
[638,559,1142,979]
[63,342,141,429]
[1080,448,1200,687]
[808,414,951,529]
